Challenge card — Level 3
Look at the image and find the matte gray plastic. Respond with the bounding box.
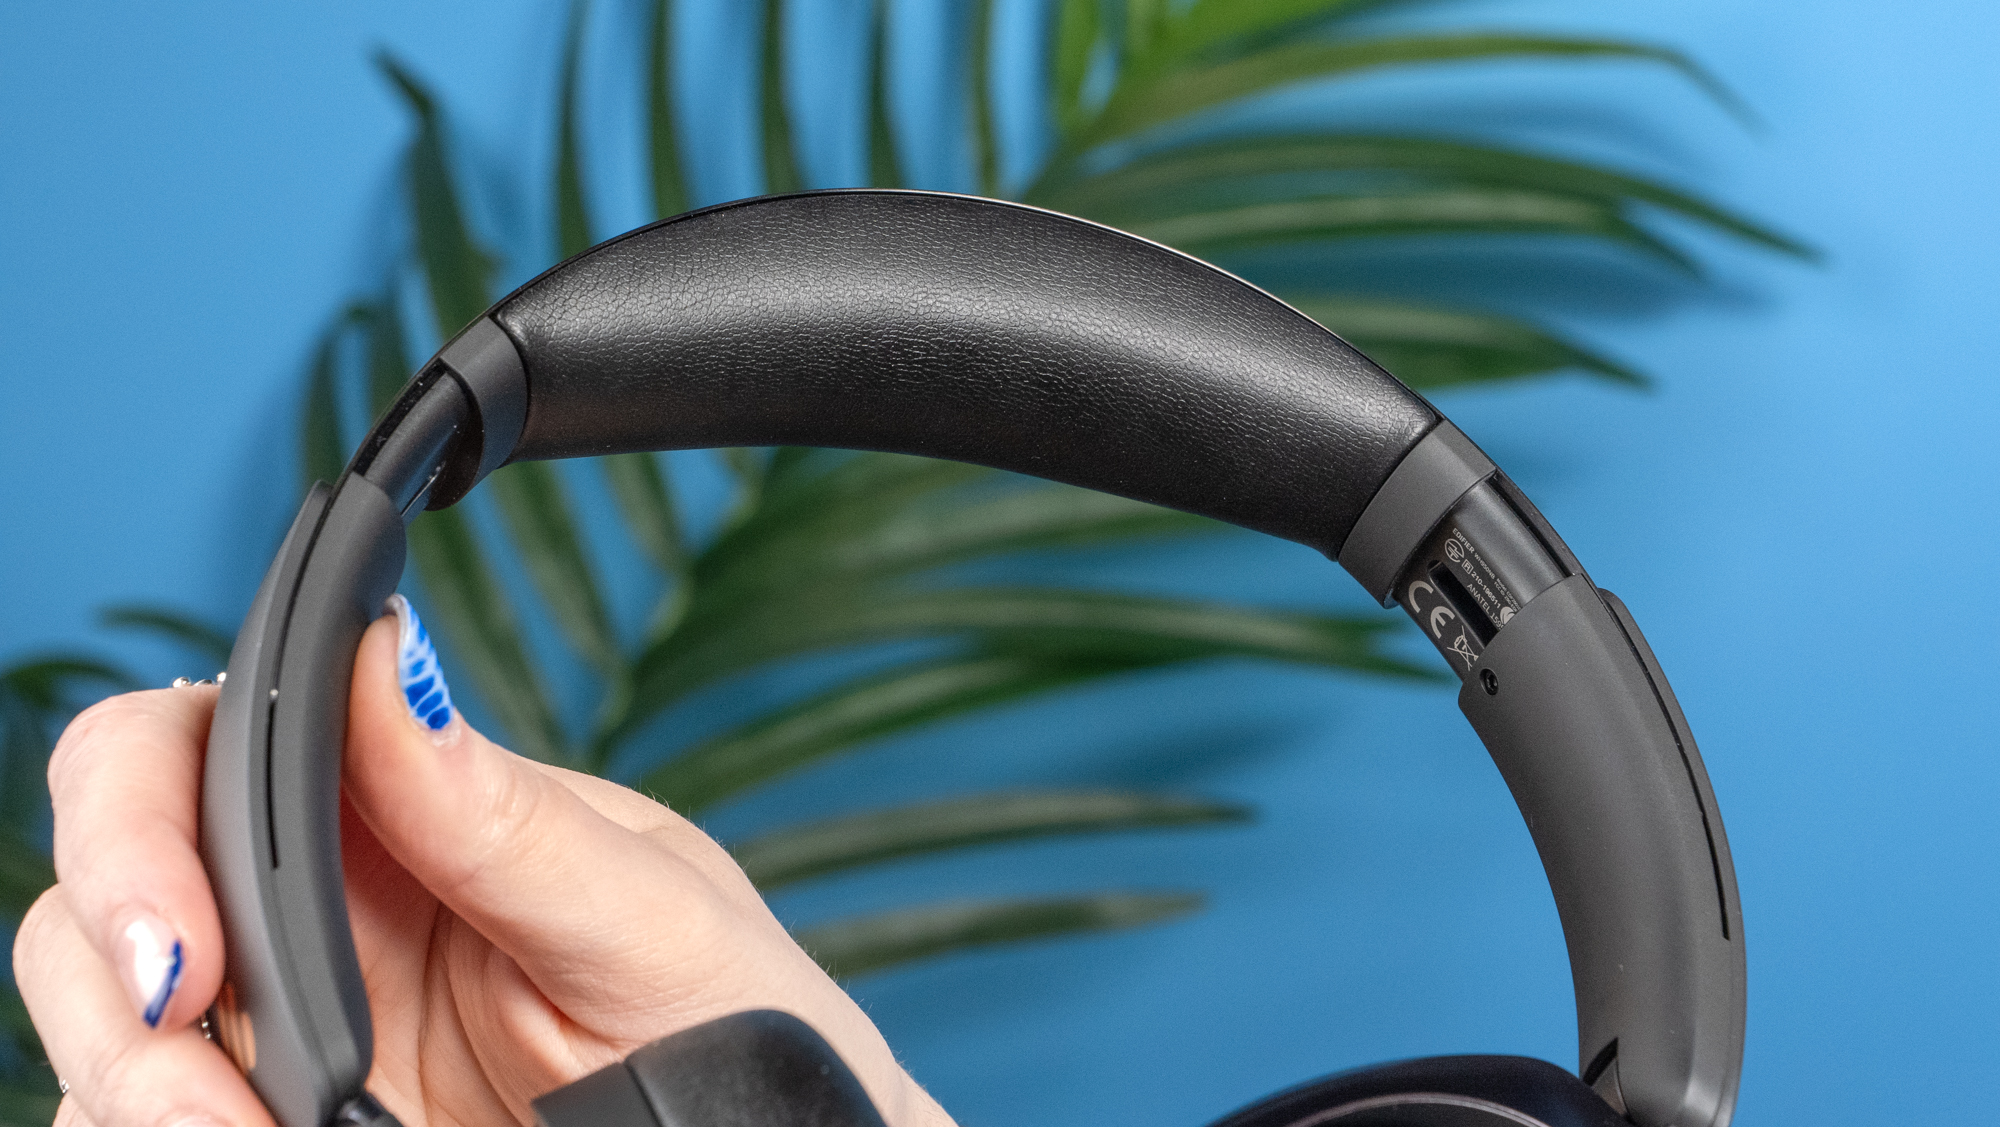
[356,376,468,516]
[1338,421,1496,604]
[264,473,407,1124]
[1460,578,1743,1127]
[202,486,333,1127]
[203,474,407,1127]
[432,317,528,506]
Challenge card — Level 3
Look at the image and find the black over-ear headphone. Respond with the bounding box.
[198,190,1742,1127]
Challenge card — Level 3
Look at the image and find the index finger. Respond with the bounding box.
[47,687,225,1031]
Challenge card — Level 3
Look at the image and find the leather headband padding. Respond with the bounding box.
[492,191,1438,557]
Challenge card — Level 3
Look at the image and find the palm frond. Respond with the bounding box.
[616,587,1432,751]
[647,0,689,217]
[868,0,902,188]
[300,309,361,490]
[99,606,236,669]
[1074,34,1737,154]
[555,0,596,259]
[1034,133,1813,258]
[484,464,619,672]
[375,53,494,339]
[697,474,1218,611]
[760,0,802,192]
[0,832,54,923]
[1126,188,1700,273]
[0,658,134,712]
[967,0,999,196]
[1150,0,1419,69]
[796,893,1204,979]
[1292,296,1644,390]
[1050,0,1102,136]
[640,653,1150,808]
[735,791,1249,890]
[601,453,687,579]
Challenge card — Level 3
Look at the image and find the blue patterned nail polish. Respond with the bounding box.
[387,594,454,732]
[119,915,184,1031]
[120,914,183,1029]
[143,940,183,1028]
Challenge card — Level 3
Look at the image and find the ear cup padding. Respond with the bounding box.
[1205,1056,1625,1127]
[491,190,1439,556]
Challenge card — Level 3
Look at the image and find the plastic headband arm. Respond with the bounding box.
[200,191,1741,1127]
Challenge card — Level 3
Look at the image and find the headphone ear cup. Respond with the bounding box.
[1205,1056,1624,1127]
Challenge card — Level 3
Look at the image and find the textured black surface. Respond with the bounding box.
[494,191,1438,555]
[620,1010,887,1127]
[1206,1055,1625,1127]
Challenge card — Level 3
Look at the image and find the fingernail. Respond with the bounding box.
[117,914,184,1028]
[387,594,455,734]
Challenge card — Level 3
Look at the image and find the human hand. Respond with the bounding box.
[18,598,955,1127]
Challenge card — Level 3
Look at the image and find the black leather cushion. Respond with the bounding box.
[493,191,1438,556]
[533,1011,887,1127]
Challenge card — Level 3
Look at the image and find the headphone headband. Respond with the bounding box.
[201,191,1742,1127]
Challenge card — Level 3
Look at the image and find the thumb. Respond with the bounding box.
[342,597,729,1008]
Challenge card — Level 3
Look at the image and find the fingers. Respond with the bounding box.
[342,608,748,1009]
[523,760,768,908]
[343,605,938,1126]
[17,888,275,1127]
[46,689,224,1031]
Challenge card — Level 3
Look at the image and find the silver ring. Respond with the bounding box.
[57,1077,68,1097]
[170,672,227,688]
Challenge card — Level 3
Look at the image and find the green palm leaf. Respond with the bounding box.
[1292,296,1643,390]
[968,0,999,196]
[647,0,689,218]
[1051,0,1101,136]
[639,653,1150,807]
[796,893,1205,979]
[1075,35,1736,153]
[699,478,1217,610]
[485,463,619,671]
[867,0,902,188]
[0,658,133,711]
[361,292,413,417]
[760,0,802,192]
[601,452,687,578]
[555,0,596,259]
[735,791,1249,890]
[0,1087,60,1127]
[618,587,1431,748]
[300,310,357,489]
[1149,0,1415,67]
[1035,134,1812,257]
[375,53,495,339]
[99,606,236,668]
[1127,188,1699,272]
[0,831,54,922]
[691,453,992,591]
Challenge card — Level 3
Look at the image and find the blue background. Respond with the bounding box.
[4,1,1996,1124]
